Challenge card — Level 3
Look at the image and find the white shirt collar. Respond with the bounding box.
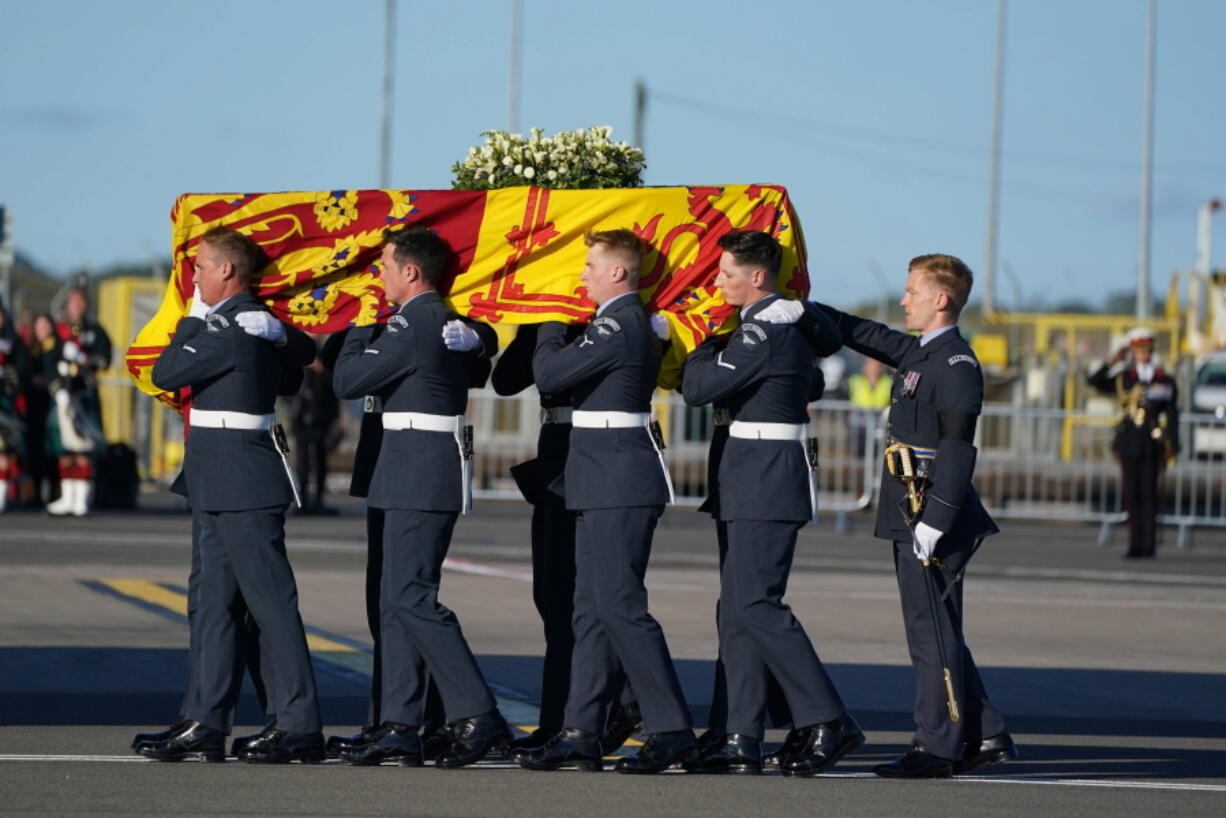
[397,291,434,311]
[597,291,639,316]
[1135,362,1155,382]
[920,324,957,347]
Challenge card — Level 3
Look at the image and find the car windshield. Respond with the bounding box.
[1197,362,1226,386]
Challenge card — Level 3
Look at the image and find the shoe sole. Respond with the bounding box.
[515,760,603,772]
[240,750,326,764]
[781,733,866,778]
[954,749,1018,775]
[614,747,699,774]
[342,756,424,767]
[141,751,226,763]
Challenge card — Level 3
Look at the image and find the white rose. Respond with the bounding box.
[547,169,558,181]
[502,156,513,167]
[524,166,536,179]
[514,164,523,174]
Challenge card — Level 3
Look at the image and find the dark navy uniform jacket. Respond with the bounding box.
[812,304,997,543]
[682,294,829,523]
[532,292,670,511]
[491,323,582,505]
[1087,363,1180,459]
[332,291,493,512]
[152,292,315,512]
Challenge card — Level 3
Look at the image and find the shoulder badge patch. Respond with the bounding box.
[387,314,409,333]
[947,354,978,367]
[592,316,622,338]
[205,313,230,332]
[739,323,768,347]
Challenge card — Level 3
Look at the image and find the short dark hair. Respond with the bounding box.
[584,229,646,277]
[385,225,448,288]
[717,230,781,279]
[909,253,973,312]
[200,226,263,287]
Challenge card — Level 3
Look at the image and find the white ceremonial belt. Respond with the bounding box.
[189,410,275,431]
[571,410,650,429]
[382,412,462,432]
[729,421,808,442]
[540,407,573,425]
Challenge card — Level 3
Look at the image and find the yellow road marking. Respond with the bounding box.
[100,578,354,652]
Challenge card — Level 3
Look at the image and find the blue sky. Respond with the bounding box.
[2,0,1223,310]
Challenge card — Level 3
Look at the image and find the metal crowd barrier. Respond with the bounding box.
[465,391,1226,547]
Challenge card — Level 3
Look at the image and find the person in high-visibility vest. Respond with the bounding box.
[847,357,892,456]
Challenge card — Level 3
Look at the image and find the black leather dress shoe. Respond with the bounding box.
[236,728,326,764]
[231,724,278,757]
[340,722,423,767]
[954,732,1018,774]
[325,724,378,759]
[614,730,697,774]
[435,711,512,768]
[601,701,643,754]
[131,719,191,752]
[781,714,865,777]
[763,727,810,769]
[512,728,603,772]
[687,733,761,775]
[691,728,727,759]
[420,719,453,761]
[509,727,554,754]
[872,743,954,778]
[137,720,226,763]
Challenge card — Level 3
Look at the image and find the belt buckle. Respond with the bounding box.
[713,408,730,426]
[541,407,557,424]
[363,395,378,414]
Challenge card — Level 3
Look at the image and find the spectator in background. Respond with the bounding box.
[291,350,341,514]
[0,302,26,513]
[46,287,111,516]
[846,357,893,457]
[24,314,57,505]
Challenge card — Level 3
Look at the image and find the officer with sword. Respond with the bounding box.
[808,253,1017,778]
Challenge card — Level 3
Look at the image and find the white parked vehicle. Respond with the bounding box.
[1192,351,1226,456]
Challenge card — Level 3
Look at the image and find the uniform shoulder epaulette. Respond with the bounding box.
[947,353,978,367]
[591,316,622,338]
[205,313,231,332]
[739,323,768,347]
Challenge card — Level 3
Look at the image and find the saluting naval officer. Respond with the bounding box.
[514,229,694,774]
[492,325,646,756]
[1087,327,1180,559]
[332,225,509,768]
[681,230,862,776]
[811,253,1016,778]
[143,226,324,763]
[321,312,494,760]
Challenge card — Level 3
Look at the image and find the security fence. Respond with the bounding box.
[465,391,1226,547]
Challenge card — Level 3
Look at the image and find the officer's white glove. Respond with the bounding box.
[912,521,943,562]
[53,388,70,409]
[649,312,671,341]
[187,285,210,320]
[236,311,286,345]
[62,340,83,364]
[754,299,805,325]
[442,319,481,352]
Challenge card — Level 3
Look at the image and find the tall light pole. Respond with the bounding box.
[508,0,523,133]
[1136,0,1156,319]
[633,79,647,151]
[982,0,1006,318]
[379,0,397,188]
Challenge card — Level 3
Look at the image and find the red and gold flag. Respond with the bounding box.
[125,185,809,407]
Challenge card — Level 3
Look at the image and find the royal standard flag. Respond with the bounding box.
[125,185,809,407]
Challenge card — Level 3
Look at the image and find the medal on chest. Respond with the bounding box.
[901,370,922,397]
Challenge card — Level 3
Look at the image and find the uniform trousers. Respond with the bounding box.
[379,508,495,726]
[721,519,843,739]
[364,507,444,725]
[1120,454,1163,557]
[185,506,321,734]
[892,538,1006,759]
[706,520,792,733]
[564,506,691,736]
[181,511,267,723]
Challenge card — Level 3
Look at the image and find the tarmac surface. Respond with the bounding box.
[2,493,1225,816]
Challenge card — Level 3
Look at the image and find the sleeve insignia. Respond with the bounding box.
[947,354,978,367]
[739,323,767,346]
[205,313,230,332]
[592,316,622,338]
[387,314,409,333]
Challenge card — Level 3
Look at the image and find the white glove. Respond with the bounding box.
[54,388,70,409]
[442,319,480,352]
[236,311,286,344]
[912,521,943,562]
[649,312,671,341]
[755,299,805,325]
[188,285,210,319]
[62,340,83,364]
